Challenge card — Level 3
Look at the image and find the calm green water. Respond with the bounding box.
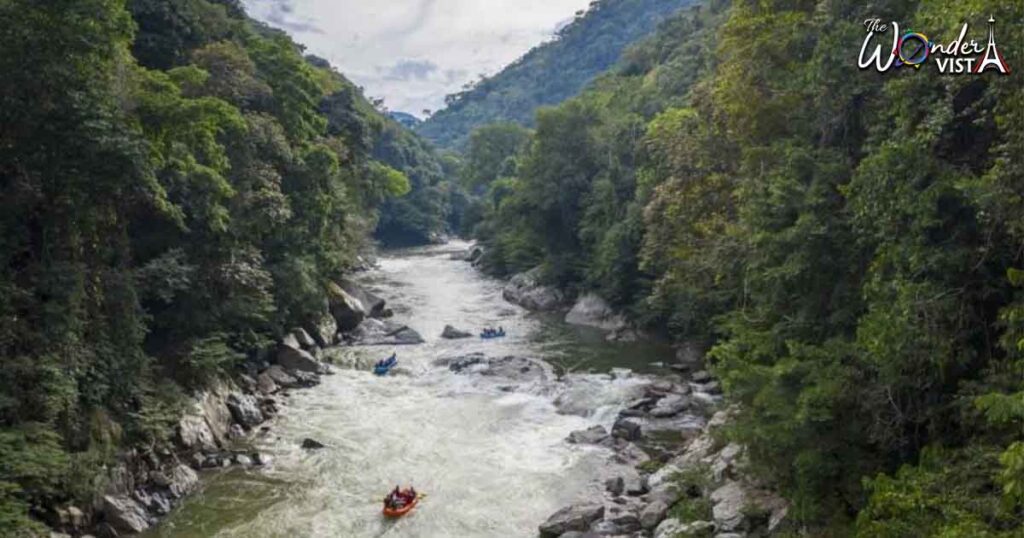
[144,242,674,538]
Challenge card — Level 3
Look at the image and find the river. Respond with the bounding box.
[145,242,675,538]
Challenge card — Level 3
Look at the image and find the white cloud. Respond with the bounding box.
[242,0,592,117]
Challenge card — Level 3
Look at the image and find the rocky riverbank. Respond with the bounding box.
[48,275,410,538]
[458,245,791,538]
[540,374,790,538]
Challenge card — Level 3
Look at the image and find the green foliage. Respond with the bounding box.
[857,446,1021,537]
[0,0,422,530]
[461,0,1024,534]
[460,122,531,190]
[416,0,696,150]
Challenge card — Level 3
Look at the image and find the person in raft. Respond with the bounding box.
[384,486,416,509]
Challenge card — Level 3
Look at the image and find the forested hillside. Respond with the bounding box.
[414,0,694,150]
[0,0,440,532]
[464,0,1024,534]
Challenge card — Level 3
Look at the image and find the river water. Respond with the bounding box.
[146,242,674,538]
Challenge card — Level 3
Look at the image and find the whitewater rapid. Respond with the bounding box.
[146,242,672,538]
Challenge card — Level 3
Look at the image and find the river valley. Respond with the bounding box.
[144,242,677,538]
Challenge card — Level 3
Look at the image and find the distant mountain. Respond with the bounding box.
[415,0,693,150]
[389,111,421,128]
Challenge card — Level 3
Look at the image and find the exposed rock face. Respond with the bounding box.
[537,503,605,537]
[226,393,263,429]
[197,382,234,446]
[177,415,216,451]
[441,324,472,339]
[502,267,564,311]
[564,293,626,331]
[326,281,366,331]
[102,495,150,534]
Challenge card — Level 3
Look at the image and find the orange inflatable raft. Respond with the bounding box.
[382,493,420,518]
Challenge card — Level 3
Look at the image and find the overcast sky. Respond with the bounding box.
[242,0,593,117]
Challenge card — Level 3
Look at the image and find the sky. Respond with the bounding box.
[242,0,594,118]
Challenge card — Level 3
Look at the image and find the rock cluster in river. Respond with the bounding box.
[540,367,789,538]
[502,266,566,311]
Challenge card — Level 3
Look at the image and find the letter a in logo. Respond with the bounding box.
[974,16,1011,74]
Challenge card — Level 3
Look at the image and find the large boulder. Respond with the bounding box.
[326,281,366,331]
[196,381,234,447]
[263,365,299,388]
[276,344,323,373]
[647,482,683,507]
[601,509,642,534]
[564,293,626,331]
[290,327,317,349]
[451,245,484,263]
[538,503,604,537]
[650,394,691,417]
[612,417,643,441]
[566,425,610,445]
[339,279,388,318]
[102,495,150,534]
[226,393,264,429]
[502,267,564,311]
[167,464,199,499]
[441,325,472,339]
[177,414,216,451]
[256,372,279,395]
[443,355,550,383]
[306,311,338,347]
[710,481,748,532]
[640,500,669,530]
[347,318,424,346]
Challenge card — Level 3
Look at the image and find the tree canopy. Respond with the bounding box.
[463,0,1024,534]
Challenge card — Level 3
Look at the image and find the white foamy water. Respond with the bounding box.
[146,243,671,538]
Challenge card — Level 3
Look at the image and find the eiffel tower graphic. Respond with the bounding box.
[974,16,1011,74]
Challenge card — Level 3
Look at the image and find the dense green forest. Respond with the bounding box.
[414,0,694,150]
[0,0,453,532]
[464,0,1023,535]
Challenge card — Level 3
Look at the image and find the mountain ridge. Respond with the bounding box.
[415,0,694,150]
